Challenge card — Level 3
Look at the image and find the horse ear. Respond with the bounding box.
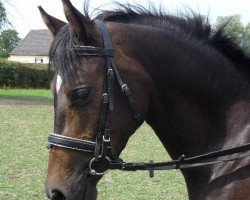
[38,6,66,36]
[61,0,99,42]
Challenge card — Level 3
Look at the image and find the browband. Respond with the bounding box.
[74,45,114,57]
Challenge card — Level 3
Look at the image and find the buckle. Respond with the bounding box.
[103,135,110,143]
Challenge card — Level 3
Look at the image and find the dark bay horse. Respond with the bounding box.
[39,0,250,199]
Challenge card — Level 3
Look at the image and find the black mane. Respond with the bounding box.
[95,4,250,69]
[50,3,250,83]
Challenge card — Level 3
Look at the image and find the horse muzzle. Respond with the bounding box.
[45,170,98,200]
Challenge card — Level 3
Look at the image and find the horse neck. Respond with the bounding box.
[112,23,250,158]
[110,22,250,199]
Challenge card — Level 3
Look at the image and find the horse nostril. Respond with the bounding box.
[50,190,66,200]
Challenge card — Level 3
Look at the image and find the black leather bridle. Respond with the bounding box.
[47,20,250,177]
[48,19,141,175]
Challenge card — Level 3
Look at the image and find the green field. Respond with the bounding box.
[0,89,188,199]
[0,89,53,103]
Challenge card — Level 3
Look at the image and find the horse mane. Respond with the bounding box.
[93,4,250,70]
[50,3,250,82]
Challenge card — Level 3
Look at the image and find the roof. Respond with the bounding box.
[10,29,53,56]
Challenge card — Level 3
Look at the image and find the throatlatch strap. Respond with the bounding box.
[94,20,141,122]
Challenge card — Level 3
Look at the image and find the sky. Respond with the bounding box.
[4,0,250,38]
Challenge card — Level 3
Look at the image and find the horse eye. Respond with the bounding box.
[69,87,91,105]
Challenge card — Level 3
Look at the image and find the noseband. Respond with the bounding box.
[48,20,250,177]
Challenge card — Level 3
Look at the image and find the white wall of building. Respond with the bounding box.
[8,55,49,64]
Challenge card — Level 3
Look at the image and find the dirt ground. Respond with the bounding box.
[0,98,52,106]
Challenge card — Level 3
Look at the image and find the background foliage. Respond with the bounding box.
[0,1,20,57]
[0,29,20,57]
[214,14,250,54]
[0,59,53,88]
[0,1,8,30]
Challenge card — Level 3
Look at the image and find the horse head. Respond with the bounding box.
[39,0,152,199]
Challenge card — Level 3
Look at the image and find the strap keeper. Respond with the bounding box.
[176,155,186,169]
[122,84,131,95]
[148,160,154,178]
[102,93,109,103]
[133,113,141,122]
[107,68,114,76]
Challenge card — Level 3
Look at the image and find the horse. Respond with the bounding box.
[39,0,250,199]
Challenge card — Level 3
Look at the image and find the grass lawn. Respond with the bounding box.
[0,88,53,102]
[0,89,188,200]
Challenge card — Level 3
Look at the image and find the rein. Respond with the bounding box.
[48,19,250,177]
[48,132,250,177]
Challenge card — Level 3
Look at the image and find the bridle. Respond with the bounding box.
[47,20,250,177]
[48,19,141,175]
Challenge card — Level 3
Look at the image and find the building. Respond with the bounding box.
[9,29,53,64]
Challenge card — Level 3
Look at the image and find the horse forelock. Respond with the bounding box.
[49,25,87,85]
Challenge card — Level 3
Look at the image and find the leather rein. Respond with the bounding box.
[47,19,250,177]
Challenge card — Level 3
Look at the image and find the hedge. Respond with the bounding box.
[0,59,54,89]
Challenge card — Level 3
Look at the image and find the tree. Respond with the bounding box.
[242,23,250,53]
[0,29,20,57]
[0,1,20,57]
[214,15,250,53]
[0,1,8,30]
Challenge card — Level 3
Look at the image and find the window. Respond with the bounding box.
[35,57,44,64]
